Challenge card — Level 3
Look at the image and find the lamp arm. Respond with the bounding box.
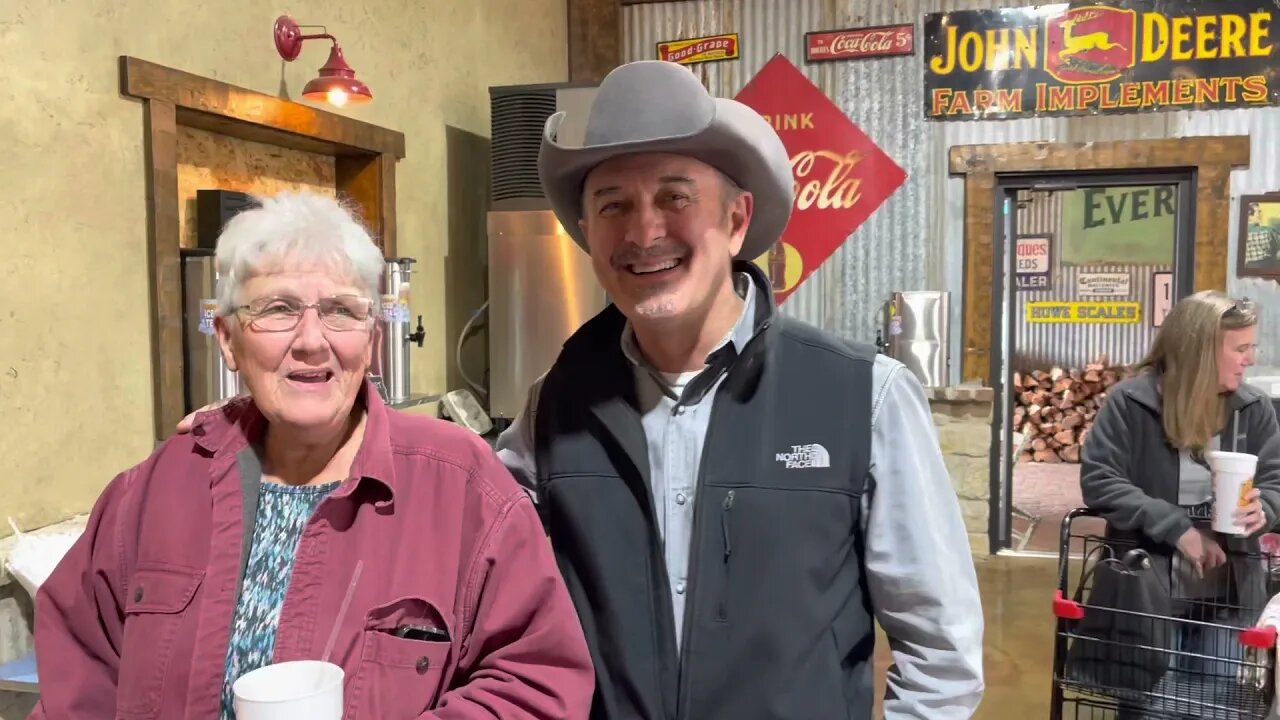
[297,32,337,44]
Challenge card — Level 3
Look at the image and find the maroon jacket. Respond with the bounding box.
[29,384,593,719]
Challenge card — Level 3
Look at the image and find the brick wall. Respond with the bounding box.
[926,386,994,556]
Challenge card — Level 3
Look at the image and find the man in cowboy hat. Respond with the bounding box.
[496,60,984,719]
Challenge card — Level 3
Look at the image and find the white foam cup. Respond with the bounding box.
[232,660,344,720]
[1208,450,1259,535]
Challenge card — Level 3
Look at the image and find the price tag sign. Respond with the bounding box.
[1015,235,1052,291]
[198,299,219,336]
[1152,272,1173,328]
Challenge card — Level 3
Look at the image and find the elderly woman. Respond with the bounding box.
[1074,290,1280,716]
[29,191,593,719]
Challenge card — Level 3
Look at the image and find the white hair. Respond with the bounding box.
[213,191,385,315]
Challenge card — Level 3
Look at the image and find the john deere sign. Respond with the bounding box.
[924,1,1280,119]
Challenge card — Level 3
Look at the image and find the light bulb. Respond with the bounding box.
[327,88,349,107]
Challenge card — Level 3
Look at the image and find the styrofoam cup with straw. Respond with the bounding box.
[232,561,363,720]
[1209,451,1258,536]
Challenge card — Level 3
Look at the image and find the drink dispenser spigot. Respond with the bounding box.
[377,257,425,404]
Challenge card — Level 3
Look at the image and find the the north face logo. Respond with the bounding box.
[775,444,831,469]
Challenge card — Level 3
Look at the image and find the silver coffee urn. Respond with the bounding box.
[374,257,425,405]
[881,290,951,388]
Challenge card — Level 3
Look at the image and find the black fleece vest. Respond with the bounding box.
[533,286,878,720]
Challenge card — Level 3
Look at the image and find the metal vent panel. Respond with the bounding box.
[490,91,558,204]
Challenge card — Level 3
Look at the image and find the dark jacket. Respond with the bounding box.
[532,272,878,720]
[1074,371,1280,686]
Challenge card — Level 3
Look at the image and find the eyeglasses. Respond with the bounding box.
[236,295,374,332]
[1226,297,1257,317]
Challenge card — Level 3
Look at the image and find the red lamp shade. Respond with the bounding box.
[274,16,372,108]
[302,45,373,107]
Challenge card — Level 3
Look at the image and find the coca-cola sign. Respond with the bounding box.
[806,24,915,63]
[734,54,907,304]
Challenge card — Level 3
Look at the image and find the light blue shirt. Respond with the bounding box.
[496,271,985,719]
[614,273,758,650]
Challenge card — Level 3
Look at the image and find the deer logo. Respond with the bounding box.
[1058,10,1127,61]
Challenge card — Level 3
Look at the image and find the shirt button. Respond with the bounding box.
[676,493,687,505]
[133,586,145,603]
[416,656,431,674]
[675,582,686,594]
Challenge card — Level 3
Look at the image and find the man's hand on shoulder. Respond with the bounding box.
[174,396,240,434]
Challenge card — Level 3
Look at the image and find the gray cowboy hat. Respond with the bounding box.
[538,60,794,261]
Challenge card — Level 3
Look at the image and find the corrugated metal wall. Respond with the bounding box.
[622,0,1280,381]
[1012,189,1171,371]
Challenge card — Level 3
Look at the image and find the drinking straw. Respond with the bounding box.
[321,560,363,664]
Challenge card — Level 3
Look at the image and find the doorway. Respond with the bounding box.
[990,172,1197,555]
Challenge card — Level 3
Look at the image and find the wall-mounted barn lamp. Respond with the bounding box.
[274,15,372,108]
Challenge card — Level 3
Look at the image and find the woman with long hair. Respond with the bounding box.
[1075,290,1280,716]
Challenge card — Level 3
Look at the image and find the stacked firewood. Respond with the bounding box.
[1013,363,1132,464]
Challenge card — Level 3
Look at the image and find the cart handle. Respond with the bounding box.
[1241,625,1277,649]
[1057,507,1104,591]
[1055,595,1280,649]
[1052,590,1084,620]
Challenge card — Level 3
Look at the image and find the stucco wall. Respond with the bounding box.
[0,0,567,534]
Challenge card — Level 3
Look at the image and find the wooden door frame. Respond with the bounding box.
[120,56,407,440]
[949,136,1250,385]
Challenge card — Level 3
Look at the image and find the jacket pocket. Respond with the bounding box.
[116,563,205,719]
[347,597,454,717]
[716,489,735,623]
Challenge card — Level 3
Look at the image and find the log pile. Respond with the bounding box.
[1013,363,1131,464]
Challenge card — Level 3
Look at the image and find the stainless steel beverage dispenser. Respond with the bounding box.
[883,290,951,388]
[486,81,607,420]
[181,249,240,413]
[376,257,425,404]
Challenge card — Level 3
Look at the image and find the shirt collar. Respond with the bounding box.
[191,378,399,505]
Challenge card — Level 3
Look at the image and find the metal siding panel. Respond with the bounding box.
[1179,108,1280,375]
[1013,189,1170,371]
[624,2,1278,382]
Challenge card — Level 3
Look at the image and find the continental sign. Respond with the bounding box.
[734,54,907,305]
[924,1,1279,120]
[1026,301,1142,323]
[657,33,740,65]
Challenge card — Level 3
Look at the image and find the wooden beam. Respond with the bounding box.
[949,136,1250,174]
[1196,163,1233,292]
[336,153,398,256]
[380,154,398,258]
[144,100,184,440]
[961,171,995,384]
[121,56,406,158]
[950,136,1251,386]
[567,0,621,83]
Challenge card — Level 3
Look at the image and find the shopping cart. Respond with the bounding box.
[1051,507,1280,720]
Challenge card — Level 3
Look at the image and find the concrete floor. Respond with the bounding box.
[874,554,1060,718]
